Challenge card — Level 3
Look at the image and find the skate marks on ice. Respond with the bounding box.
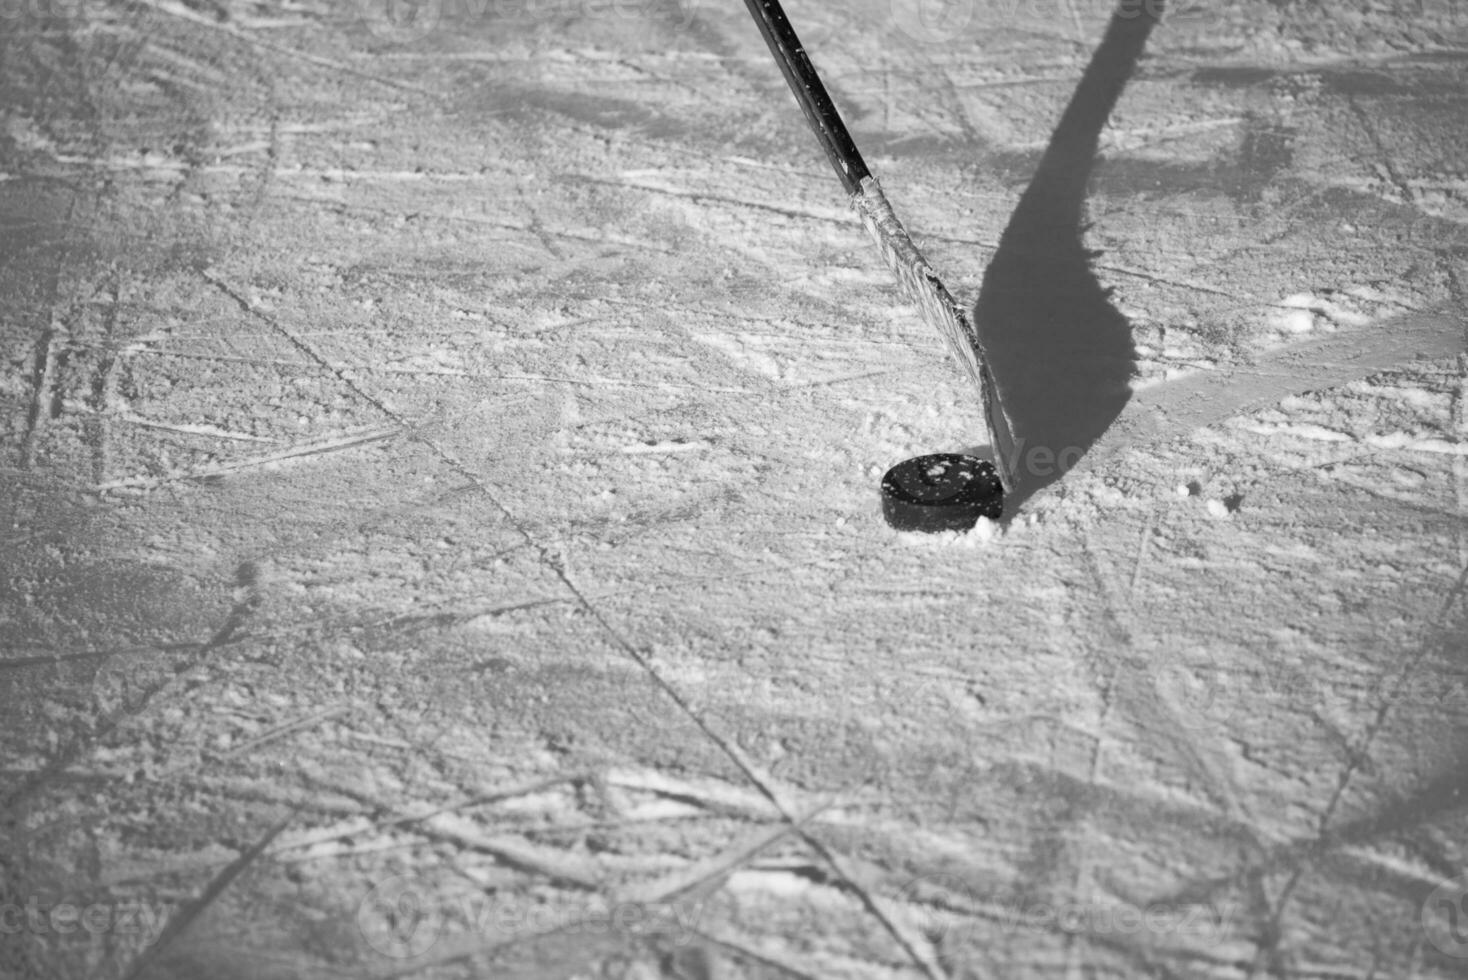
[972,3,1162,509]
[1081,303,1466,473]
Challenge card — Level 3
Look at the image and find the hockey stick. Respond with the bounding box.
[741,0,1018,492]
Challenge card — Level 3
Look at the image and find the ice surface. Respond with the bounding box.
[2,1,1466,978]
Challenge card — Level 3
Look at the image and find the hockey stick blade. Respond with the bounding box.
[849,177,1018,492]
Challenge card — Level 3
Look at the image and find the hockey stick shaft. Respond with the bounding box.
[738,0,870,192]
[740,0,1017,490]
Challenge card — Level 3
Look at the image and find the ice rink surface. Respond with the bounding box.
[2,1,1467,977]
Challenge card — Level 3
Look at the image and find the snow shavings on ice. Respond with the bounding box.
[1268,287,1396,337]
[894,514,1004,547]
[1238,420,1356,442]
[1363,433,1468,455]
[1238,420,1466,455]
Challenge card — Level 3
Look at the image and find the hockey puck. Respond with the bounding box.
[880,453,1004,532]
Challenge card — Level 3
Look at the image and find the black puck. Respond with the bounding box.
[880,453,1004,532]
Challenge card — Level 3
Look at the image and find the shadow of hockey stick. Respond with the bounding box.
[974,2,1165,510]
